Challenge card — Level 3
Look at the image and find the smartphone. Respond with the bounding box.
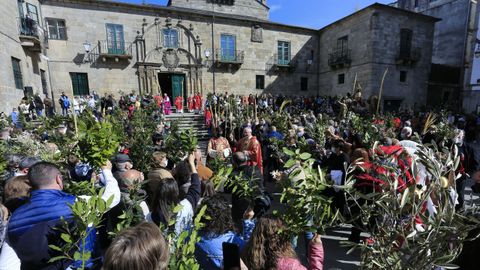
[223,242,241,270]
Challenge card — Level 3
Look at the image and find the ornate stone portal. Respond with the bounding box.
[134,17,204,96]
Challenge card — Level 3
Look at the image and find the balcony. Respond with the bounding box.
[396,47,421,66]
[17,17,43,52]
[87,40,133,63]
[214,49,244,65]
[272,54,296,72]
[328,49,352,68]
[97,40,133,59]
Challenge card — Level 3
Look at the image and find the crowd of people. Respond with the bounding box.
[0,89,479,270]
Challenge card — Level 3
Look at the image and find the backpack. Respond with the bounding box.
[63,97,70,108]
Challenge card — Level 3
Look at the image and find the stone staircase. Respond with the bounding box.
[164,112,210,156]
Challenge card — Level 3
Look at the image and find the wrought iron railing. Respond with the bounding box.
[17,16,39,37]
[328,49,352,66]
[96,40,133,56]
[396,47,421,62]
[215,49,244,63]
[273,54,291,66]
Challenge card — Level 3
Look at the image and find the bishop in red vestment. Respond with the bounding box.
[235,127,263,174]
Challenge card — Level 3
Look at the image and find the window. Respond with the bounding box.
[338,73,345,84]
[277,41,291,66]
[26,3,39,24]
[414,0,419,7]
[163,28,179,48]
[106,24,125,54]
[11,58,23,90]
[208,0,234,4]
[336,36,349,55]
[256,75,265,90]
[70,73,90,96]
[46,18,67,40]
[400,71,407,82]
[301,77,308,91]
[400,29,413,58]
[220,34,236,61]
[40,69,48,95]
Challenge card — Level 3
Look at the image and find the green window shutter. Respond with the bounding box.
[11,58,24,90]
[70,73,90,96]
[106,24,125,54]
[221,34,236,61]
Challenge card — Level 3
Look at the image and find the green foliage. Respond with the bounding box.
[108,181,148,239]
[76,112,120,169]
[211,165,233,191]
[164,124,198,164]
[224,170,261,201]
[206,155,229,174]
[63,179,98,197]
[348,112,383,148]
[0,141,8,177]
[127,108,156,172]
[164,205,208,270]
[278,147,344,235]
[343,143,480,269]
[8,133,63,163]
[49,188,114,270]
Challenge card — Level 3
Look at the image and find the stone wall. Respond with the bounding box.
[41,0,318,100]
[318,6,435,108]
[169,0,269,20]
[0,0,50,113]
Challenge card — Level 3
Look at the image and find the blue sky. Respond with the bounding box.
[114,0,393,28]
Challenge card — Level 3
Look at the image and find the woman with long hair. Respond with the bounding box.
[194,195,245,270]
[149,154,200,237]
[102,222,169,270]
[242,215,324,270]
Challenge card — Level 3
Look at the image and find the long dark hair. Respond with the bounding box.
[151,178,179,226]
[200,195,235,237]
[242,215,297,270]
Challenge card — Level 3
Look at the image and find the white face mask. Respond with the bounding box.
[161,159,168,168]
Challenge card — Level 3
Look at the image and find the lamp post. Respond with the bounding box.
[475,44,480,58]
[83,41,91,63]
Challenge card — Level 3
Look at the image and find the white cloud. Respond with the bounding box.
[270,4,282,13]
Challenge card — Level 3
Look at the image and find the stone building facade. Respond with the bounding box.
[395,0,479,111]
[1,0,439,113]
[0,0,50,111]
[318,5,437,110]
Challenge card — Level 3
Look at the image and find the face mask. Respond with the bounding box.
[331,147,338,154]
[161,159,168,168]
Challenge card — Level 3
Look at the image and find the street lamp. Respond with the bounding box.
[475,44,480,58]
[83,41,91,53]
[204,49,212,68]
[83,41,91,63]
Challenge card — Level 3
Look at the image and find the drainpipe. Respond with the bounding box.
[459,0,474,111]
[39,0,55,112]
[46,59,56,113]
[211,1,216,94]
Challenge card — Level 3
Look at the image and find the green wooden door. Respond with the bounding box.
[70,73,90,96]
[171,74,183,101]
